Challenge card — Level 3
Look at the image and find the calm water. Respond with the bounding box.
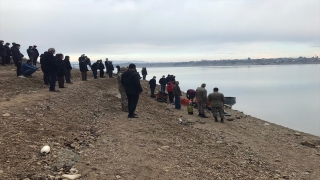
[140,65,320,136]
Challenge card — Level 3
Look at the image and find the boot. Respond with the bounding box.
[221,118,224,123]
[214,117,218,122]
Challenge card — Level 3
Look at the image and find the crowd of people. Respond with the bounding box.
[1,40,225,121]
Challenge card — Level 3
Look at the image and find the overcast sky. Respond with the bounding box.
[0,0,319,62]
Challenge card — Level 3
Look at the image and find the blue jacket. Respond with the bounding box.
[21,62,38,73]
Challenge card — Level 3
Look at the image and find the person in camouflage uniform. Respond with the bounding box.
[196,83,208,118]
[117,67,128,112]
[208,87,225,122]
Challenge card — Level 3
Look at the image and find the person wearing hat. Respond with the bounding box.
[121,64,143,118]
[196,83,208,118]
[11,44,23,76]
[208,87,225,123]
[27,46,35,64]
[107,61,114,78]
[159,75,167,92]
[32,45,39,66]
[4,43,11,64]
[117,67,129,112]
[149,76,157,98]
[0,40,7,66]
[98,60,105,78]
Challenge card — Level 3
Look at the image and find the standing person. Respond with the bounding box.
[40,51,50,85]
[117,67,129,112]
[186,89,196,100]
[208,87,225,122]
[64,56,73,84]
[166,80,175,103]
[173,81,182,110]
[121,63,143,118]
[159,75,167,92]
[91,60,99,79]
[141,67,147,80]
[45,48,59,92]
[149,76,156,98]
[27,46,35,63]
[166,74,171,83]
[4,42,11,64]
[116,65,120,74]
[56,54,67,88]
[196,83,208,118]
[21,60,38,77]
[98,60,105,78]
[104,58,109,74]
[11,44,23,77]
[32,45,39,66]
[0,40,7,66]
[79,58,88,81]
[107,61,114,78]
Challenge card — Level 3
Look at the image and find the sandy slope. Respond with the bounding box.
[0,64,319,180]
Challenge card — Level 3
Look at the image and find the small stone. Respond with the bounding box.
[216,141,223,144]
[0,170,3,174]
[2,113,10,117]
[264,123,269,126]
[294,132,301,136]
[302,172,309,175]
[235,116,241,119]
[139,144,146,147]
[147,117,151,120]
[275,159,281,162]
[227,117,235,121]
[116,175,121,179]
[5,98,10,101]
[160,146,170,150]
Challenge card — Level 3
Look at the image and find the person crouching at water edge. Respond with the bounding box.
[121,64,143,118]
[196,83,208,118]
[117,67,129,112]
[173,81,182,110]
[20,60,38,78]
[208,87,225,123]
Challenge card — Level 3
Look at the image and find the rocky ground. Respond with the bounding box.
[0,64,320,180]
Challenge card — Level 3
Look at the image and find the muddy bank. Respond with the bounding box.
[0,64,320,180]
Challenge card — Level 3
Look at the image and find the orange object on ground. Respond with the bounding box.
[194,99,210,106]
[180,98,190,106]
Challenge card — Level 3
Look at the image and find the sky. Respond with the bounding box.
[0,0,319,62]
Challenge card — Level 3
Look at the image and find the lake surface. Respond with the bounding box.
[140,65,320,136]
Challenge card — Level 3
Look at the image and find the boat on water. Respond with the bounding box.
[224,97,236,107]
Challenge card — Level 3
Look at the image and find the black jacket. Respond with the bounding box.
[149,78,156,88]
[57,58,66,77]
[64,58,72,70]
[142,69,147,75]
[11,47,22,62]
[159,77,167,85]
[107,63,114,72]
[27,48,35,56]
[79,61,88,72]
[0,43,6,56]
[43,52,58,73]
[91,62,99,71]
[33,48,39,58]
[116,65,120,71]
[99,63,105,70]
[5,45,11,56]
[121,70,143,95]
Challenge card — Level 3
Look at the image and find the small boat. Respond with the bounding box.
[224,97,236,107]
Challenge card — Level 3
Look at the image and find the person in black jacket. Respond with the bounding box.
[141,67,148,80]
[4,43,11,64]
[91,60,99,79]
[121,63,143,118]
[0,40,6,66]
[79,58,88,81]
[11,44,23,76]
[44,48,59,92]
[105,58,109,74]
[98,60,105,78]
[32,45,39,66]
[149,76,156,98]
[64,56,73,84]
[107,61,114,78]
[40,51,50,85]
[116,65,120,74]
[159,75,167,92]
[56,54,66,88]
[27,46,35,64]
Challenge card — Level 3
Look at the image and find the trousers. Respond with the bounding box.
[212,107,224,118]
[150,87,155,97]
[65,69,71,83]
[99,69,104,77]
[49,72,57,91]
[58,76,65,88]
[15,61,22,76]
[175,96,181,109]
[81,71,87,81]
[168,92,174,103]
[126,93,139,116]
[198,101,206,114]
[92,70,97,79]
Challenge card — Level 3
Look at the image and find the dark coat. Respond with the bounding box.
[91,62,99,71]
[33,48,39,58]
[43,52,58,73]
[116,65,120,72]
[149,78,156,88]
[64,58,72,70]
[99,63,105,70]
[27,48,35,56]
[107,63,114,72]
[5,45,11,56]
[141,68,147,75]
[79,61,88,72]
[11,47,22,63]
[159,77,167,85]
[57,58,66,77]
[0,43,6,56]
[121,70,143,95]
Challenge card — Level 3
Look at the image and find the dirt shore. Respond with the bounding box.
[0,64,320,180]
